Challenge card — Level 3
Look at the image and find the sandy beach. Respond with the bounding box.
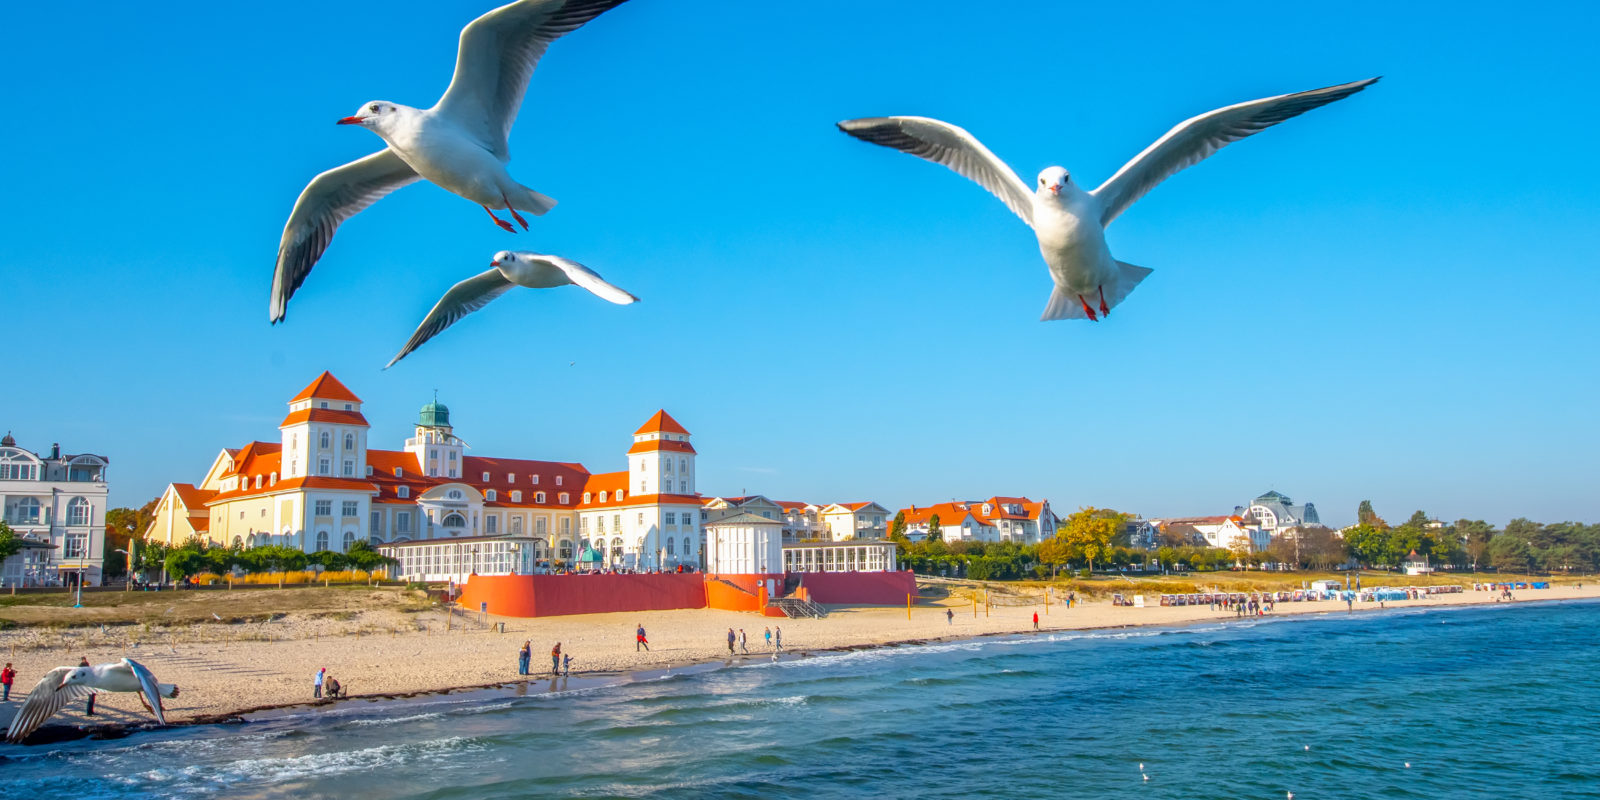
[3,582,1597,737]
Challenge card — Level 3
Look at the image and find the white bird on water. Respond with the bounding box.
[387,250,638,367]
[837,78,1377,321]
[269,0,634,323]
[5,658,179,744]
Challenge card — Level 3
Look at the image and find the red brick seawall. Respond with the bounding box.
[798,571,918,605]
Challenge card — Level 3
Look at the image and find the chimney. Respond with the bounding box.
[50,442,60,459]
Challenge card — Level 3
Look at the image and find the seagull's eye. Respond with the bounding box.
[369,104,380,113]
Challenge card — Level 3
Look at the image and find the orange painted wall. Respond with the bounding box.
[704,578,762,612]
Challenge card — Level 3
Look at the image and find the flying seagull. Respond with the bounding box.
[386,250,639,368]
[837,78,1377,321]
[269,0,633,323]
[6,658,179,743]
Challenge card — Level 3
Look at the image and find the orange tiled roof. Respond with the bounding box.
[290,371,362,404]
[626,438,697,455]
[171,483,217,511]
[899,502,980,527]
[221,442,282,478]
[834,502,876,512]
[205,475,376,504]
[634,410,689,436]
[279,408,370,427]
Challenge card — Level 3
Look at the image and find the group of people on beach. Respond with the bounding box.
[312,667,346,699]
[1213,595,1273,617]
[518,640,574,676]
[725,626,782,655]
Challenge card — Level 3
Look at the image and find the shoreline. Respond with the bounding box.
[4,586,1597,746]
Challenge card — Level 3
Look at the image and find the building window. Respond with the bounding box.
[67,497,91,526]
[559,540,573,560]
[511,491,522,503]
[535,492,546,503]
[666,537,675,555]
[64,532,88,559]
[448,467,457,478]
[397,511,412,533]
[320,432,330,449]
[342,532,355,552]
[371,510,381,532]
[0,460,38,482]
[536,517,547,535]
[599,491,608,503]
[482,471,491,482]
[560,518,571,535]
[508,473,515,483]
[510,516,522,534]
[443,513,466,528]
[314,500,332,517]
[343,460,354,477]
[315,531,329,551]
[318,458,330,476]
[397,486,410,499]
[532,474,539,485]
[613,515,621,534]
[486,489,498,502]
[342,501,358,517]
[679,480,687,493]
[638,512,645,525]
[449,452,457,462]
[447,490,463,500]
[559,493,569,504]
[270,471,277,485]
[664,459,673,474]
[319,401,328,409]
[344,433,354,451]
[584,493,592,504]
[486,516,498,534]
[555,476,562,487]
[679,458,687,472]
[640,481,646,493]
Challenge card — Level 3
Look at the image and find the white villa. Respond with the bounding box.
[897,497,1057,543]
[0,434,110,587]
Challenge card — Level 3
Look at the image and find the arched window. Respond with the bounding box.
[232,536,243,548]
[315,531,329,551]
[599,491,608,503]
[666,537,675,556]
[342,532,355,552]
[442,513,466,528]
[559,539,573,560]
[510,516,523,534]
[610,537,623,562]
[369,534,383,547]
[486,489,497,502]
[67,497,91,526]
[344,433,355,451]
[535,492,546,503]
[320,431,330,449]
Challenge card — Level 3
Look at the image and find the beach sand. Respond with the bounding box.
[3,583,1596,736]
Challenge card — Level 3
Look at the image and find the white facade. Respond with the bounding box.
[0,436,109,587]
[705,513,784,575]
[784,540,898,572]
[384,535,542,583]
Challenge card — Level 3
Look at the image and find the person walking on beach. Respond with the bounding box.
[1,662,14,702]
[764,627,773,649]
[1033,611,1040,631]
[726,628,736,655]
[739,629,748,654]
[636,624,650,652]
[551,643,562,674]
[518,641,532,675]
[775,626,783,651]
[313,667,325,700]
[946,608,954,626]
[563,653,573,676]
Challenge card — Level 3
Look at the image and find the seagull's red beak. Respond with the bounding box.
[490,260,500,267]
[1049,185,1061,195]
[336,116,365,126]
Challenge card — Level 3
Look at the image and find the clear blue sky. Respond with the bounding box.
[3,0,1596,527]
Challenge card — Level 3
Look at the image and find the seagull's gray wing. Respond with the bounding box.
[123,658,168,725]
[1092,78,1379,226]
[386,269,516,368]
[432,0,633,157]
[270,149,420,323]
[538,255,639,305]
[5,667,92,744]
[837,116,1034,228]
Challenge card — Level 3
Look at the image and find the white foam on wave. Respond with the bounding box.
[122,735,488,793]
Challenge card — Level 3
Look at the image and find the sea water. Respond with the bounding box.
[3,600,1598,799]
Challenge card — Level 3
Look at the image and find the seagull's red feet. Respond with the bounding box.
[1098,285,1110,317]
[501,192,530,231]
[1078,294,1100,322]
[482,205,516,233]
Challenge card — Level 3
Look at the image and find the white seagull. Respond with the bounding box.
[269,0,633,323]
[5,658,179,744]
[387,250,639,367]
[837,78,1377,321]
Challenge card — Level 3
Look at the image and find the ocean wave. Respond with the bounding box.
[120,734,488,793]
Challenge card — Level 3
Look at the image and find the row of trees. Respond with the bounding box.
[141,537,396,581]
[1342,502,1600,573]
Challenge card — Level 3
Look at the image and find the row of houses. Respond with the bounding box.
[1147,491,1324,552]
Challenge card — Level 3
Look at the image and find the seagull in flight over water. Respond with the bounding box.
[386,250,638,368]
[269,0,633,323]
[5,658,179,744]
[838,78,1377,321]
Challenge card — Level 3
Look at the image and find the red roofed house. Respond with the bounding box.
[896,497,1058,543]
[146,373,705,576]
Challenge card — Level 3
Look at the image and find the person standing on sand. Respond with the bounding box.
[726,628,736,655]
[551,643,562,674]
[636,624,650,652]
[518,641,531,675]
[764,627,773,649]
[739,628,748,654]
[1,662,14,701]
[1033,611,1040,631]
[314,667,325,700]
[946,609,954,626]
[775,626,783,651]
[563,653,573,676]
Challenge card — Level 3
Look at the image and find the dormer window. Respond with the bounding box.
[482,471,491,482]
[366,465,374,477]
[397,486,410,499]
[617,490,625,501]
[320,401,328,409]
[344,403,352,411]
[393,467,403,477]
[511,491,522,503]
[555,476,562,487]
[486,490,497,502]
[532,474,539,485]
[269,472,277,484]
[584,492,593,503]
[559,492,569,504]
[508,473,515,482]
[254,475,262,489]
[535,492,546,503]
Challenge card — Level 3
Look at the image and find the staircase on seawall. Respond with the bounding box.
[770,597,828,619]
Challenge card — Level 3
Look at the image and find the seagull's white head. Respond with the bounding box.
[337,101,403,131]
[491,251,518,268]
[1036,166,1072,196]
[58,666,92,691]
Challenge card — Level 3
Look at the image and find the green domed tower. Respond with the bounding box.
[406,393,464,479]
[419,398,450,429]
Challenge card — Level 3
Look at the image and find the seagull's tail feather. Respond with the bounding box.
[509,184,556,216]
[1040,288,1088,321]
[1038,262,1153,322]
[1106,261,1153,309]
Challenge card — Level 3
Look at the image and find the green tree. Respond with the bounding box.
[926,514,943,542]
[1060,507,1129,574]
[164,548,208,581]
[1457,519,1496,569]
[104,496,160,579]
[1357,500,1387,529]
[888,510,907,542]
[308,550,350,571]
[0,520,22,563]
[1488,534,1533,572]
[1036,537,1072,577]
[1343,524,1399,568]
